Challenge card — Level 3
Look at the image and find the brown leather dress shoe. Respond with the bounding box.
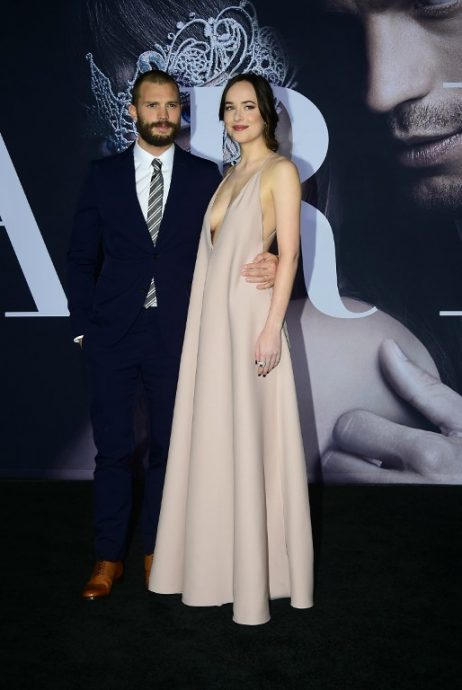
[144,554,154,588]
[81,560,124,600]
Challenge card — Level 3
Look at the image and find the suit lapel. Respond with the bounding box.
[105,144,152,251]
[156,145,191,248]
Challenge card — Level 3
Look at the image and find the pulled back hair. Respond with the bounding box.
[131,69,180,104]
[219,73,279,152]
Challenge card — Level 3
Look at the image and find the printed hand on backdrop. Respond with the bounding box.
[322,339,462,484]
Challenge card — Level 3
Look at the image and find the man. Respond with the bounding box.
[67,69,276,599]
[310,0,462,482]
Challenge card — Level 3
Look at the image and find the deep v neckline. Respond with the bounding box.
[208,155,275,249]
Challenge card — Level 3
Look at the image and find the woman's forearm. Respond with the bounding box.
[264,251,299,331]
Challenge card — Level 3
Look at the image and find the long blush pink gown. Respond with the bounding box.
[149,160,314,625]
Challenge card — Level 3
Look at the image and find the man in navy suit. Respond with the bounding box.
[67,69,276,599]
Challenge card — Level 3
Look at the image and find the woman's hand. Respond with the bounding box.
[255,325,282,377]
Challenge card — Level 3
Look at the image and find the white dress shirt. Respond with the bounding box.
[74,141,175,343]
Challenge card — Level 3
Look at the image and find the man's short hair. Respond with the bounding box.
[131,70,180,105]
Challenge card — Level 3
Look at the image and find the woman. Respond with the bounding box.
[149,73,313,625]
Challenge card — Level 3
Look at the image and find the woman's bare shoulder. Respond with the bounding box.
[267,155,298,177]
[263,156,300,199]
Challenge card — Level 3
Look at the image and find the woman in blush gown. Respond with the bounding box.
[149,73,313,625]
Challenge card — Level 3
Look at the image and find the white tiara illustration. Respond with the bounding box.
[86,1,296,154]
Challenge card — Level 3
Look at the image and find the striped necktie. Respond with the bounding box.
[144,158,163,308]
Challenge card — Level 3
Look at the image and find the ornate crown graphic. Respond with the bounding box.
[86,1,296,157]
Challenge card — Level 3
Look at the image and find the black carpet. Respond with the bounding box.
[2,481,461,690]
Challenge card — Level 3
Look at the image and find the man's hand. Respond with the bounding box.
[322,339,462,484]
[241,252,278,289]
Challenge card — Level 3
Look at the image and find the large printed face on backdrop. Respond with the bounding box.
[323,0,462,213]
[86,2,296,163]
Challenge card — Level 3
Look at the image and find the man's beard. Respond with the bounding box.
[401,173,462,215]
[136,118,180,147]
[388,101,462,134]
[387,100,462,214]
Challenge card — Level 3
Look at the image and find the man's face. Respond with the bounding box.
[324,0,462,212]
[129,81,181,149]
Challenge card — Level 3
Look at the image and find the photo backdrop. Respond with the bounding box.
[2,0,461,483]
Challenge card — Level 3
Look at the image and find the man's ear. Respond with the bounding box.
[128,103,137,122]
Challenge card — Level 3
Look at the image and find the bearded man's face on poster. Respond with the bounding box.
[321,0,462,214]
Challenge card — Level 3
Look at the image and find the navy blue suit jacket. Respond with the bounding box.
[67,144,221,355]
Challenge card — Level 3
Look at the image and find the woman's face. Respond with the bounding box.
[223,81,266,146]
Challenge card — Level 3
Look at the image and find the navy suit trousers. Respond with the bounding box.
[84,307,180,560]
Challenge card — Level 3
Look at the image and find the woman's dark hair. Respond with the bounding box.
[219,73,279,152]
